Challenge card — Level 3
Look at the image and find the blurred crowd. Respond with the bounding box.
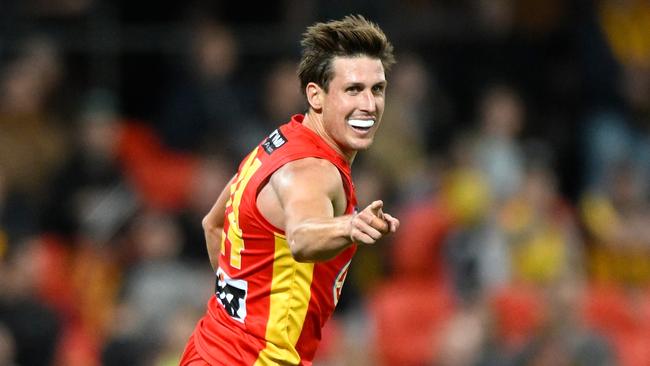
[1,0,650,365]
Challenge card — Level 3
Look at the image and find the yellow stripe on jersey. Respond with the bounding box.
[226,148,262,269]
[254,233,315,366]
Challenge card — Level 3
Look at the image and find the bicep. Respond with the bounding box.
[271,159,343,231]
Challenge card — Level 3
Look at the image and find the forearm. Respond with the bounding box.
[203,218,223,271]
[288,215,354,262]
[202,175,235,271]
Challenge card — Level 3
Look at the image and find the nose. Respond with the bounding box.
[359,89,376,113]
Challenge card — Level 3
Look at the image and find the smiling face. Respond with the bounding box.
[306,56,387,160]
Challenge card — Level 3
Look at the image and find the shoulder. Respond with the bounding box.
[282,156,339,171]
[270,157,343,196]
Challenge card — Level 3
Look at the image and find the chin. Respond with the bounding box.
[349,138,375,151]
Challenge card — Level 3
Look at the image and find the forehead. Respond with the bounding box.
[330,56,385,84]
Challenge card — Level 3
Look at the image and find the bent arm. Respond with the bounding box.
[288,214,355,262]
[202,176,235,271]
[271,158,398,262]
[274,159,352,262]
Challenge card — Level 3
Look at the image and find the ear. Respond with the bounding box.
[305,82,323,112]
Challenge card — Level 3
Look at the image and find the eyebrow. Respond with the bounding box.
[345,81,387,88]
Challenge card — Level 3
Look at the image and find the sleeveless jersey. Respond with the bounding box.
[191,114,358,365]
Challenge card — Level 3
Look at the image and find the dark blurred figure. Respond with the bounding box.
[255,59,304,127]
[177,155,232,261]
[42,88,138,242]
[158,18,257,159]
[0,167,36,246]
[366,53,439,201]
[474,84,525,204]
[0,238,61,366]
[0,36,70,203]
[102,209,212,365]
[239,58,305,162]
[577,4,650,363]
[581,160,650,286]
[0,322,18,366]
[582,0,650,190]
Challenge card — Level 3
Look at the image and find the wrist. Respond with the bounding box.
[346,213,356,244]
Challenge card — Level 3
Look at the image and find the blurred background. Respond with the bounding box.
[1,0,650,365]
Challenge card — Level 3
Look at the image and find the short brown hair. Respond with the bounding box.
[298,15,395,95]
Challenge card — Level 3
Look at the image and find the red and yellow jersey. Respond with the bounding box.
[192,115,357,365]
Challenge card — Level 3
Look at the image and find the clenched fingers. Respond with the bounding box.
[357,210,389,233]
[348,200,400,245]
[350,213,383,242]
[383,213,400,233]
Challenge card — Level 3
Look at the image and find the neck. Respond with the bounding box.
[302,112,356,164]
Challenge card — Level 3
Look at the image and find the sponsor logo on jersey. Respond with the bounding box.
[262,129,287,155]
[216,268,248,322]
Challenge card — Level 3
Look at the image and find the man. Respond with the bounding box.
[181,15,400,365]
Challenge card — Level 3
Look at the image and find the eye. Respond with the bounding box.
[372,84,385,95]
[346,85,362,94]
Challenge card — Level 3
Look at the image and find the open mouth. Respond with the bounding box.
[347,119,375,132]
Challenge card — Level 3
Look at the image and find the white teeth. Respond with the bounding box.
[347,119,375,128]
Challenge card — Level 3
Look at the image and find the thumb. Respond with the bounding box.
[369,200,384,217]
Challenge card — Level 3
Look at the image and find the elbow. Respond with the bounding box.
[288,238,316,263]
[202,214,216,231]
[202,216,224,240]
[292,253,314,263]
[289,241,312,263]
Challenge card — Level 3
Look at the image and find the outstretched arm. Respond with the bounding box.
[202,176,235,271]
[269,158,399,262]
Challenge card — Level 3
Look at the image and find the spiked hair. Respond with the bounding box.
[298,15,395,95]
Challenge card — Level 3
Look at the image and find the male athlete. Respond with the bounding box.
[180,15,400,365]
